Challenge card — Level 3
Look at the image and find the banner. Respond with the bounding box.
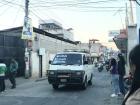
[108,30,120,37]
[21,17,34,40]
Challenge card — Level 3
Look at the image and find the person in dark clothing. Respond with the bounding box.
[122,44,140,105]
[110,58,120,97]
[8,59,18,89]
[118,53,126,95]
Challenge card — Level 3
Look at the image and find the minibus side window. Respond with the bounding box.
[83,55,88,65]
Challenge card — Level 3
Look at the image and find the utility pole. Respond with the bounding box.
[24,0,31,78]
[25,0,29,18]
[125,3,129,27]
[129,0,134,25]
[88,39,98,54]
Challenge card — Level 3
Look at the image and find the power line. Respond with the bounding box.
[1,0,24,7]
[29,0,126,13]
[31,0,121,5]
[0,5,13,16]
[12,6,22,25]
[135,0,140,6]
[0,0,17,16]
[30,0,122,8]
[30,10,48,25]
[0,0,14,7]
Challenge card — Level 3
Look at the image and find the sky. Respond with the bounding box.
[0,0,136,50]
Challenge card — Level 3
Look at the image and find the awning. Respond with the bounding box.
[113,29,127,52]
[91,53,99,57]
[113,37,127,52]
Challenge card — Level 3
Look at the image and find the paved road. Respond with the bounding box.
[0,68,123,105]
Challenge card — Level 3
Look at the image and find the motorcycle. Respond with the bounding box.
[105,64,110,71]
[98,63,104,72]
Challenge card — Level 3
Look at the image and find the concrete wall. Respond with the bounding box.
[127,25,137,71]
[136,4,140,43]
[77,43,103,55]
[31,33,77,78]
[127,25,138,54]
[31,52,39,78]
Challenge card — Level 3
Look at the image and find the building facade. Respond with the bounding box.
[136,2,140,43]
[0,27,77,78]
[39,19,74,41]
[77,43,107,62]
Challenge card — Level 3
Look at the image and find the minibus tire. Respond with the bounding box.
[88,74,93,85]
[52,84,59,89]
[81,77,87,90]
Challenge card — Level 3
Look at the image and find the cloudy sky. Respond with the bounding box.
[0,0,136,49]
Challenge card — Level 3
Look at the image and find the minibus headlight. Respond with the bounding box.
[49,71,55,75]
[76,71,82,75]
[76,71,85,75]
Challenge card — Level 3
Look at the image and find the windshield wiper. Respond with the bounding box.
[52,63,67,65]
[67,63,81,66]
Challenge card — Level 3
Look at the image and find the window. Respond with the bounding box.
[52,54,82,65]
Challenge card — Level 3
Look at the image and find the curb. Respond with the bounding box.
[35,77,48,82]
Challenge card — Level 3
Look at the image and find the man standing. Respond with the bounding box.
[9,59,18,89]
[118,53,126,95]
[0,60,7,93]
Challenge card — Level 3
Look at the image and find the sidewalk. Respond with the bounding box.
[5,77,43,90]
[5,77,33,90]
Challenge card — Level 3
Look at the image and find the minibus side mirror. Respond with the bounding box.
[49,60,52,64]
[84,61,88,65]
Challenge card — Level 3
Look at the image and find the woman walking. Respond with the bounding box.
[110,58,120,97]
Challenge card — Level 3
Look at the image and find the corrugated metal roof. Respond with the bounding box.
[0,26,77,45]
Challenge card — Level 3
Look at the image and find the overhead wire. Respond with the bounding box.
[1,0,24,7]
[28,0,126,26]
[30,0,121,5]
[30,10,48,25]
[29,0,126,13]
[12,6,22,25]
[29,0,121,8]
[0,0,126,29]
[0,0,18,16]
[0,0,15,7]
[135,0,140,6]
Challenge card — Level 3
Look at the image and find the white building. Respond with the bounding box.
[0,26,77,78]
[77,43,107,62]
[39,19,74,41]
[136,1,140,44]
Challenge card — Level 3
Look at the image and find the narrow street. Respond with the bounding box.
[0,68,123,105]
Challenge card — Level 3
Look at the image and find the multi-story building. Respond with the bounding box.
[39,19,74,41]
[77,43,107,62]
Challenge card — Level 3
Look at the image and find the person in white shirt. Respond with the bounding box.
[0,60,7,93]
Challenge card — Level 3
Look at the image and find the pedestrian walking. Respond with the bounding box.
[109,58,120,97]
[8,59,18,89]
[118,53,126,95]
[122,45,140,105]
[0,60,7,93]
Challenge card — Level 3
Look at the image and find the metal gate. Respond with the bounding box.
[0,32,25,77]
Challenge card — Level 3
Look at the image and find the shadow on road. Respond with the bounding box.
[53,84,94,92]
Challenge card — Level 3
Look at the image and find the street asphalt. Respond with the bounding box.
[0,67,123,105]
